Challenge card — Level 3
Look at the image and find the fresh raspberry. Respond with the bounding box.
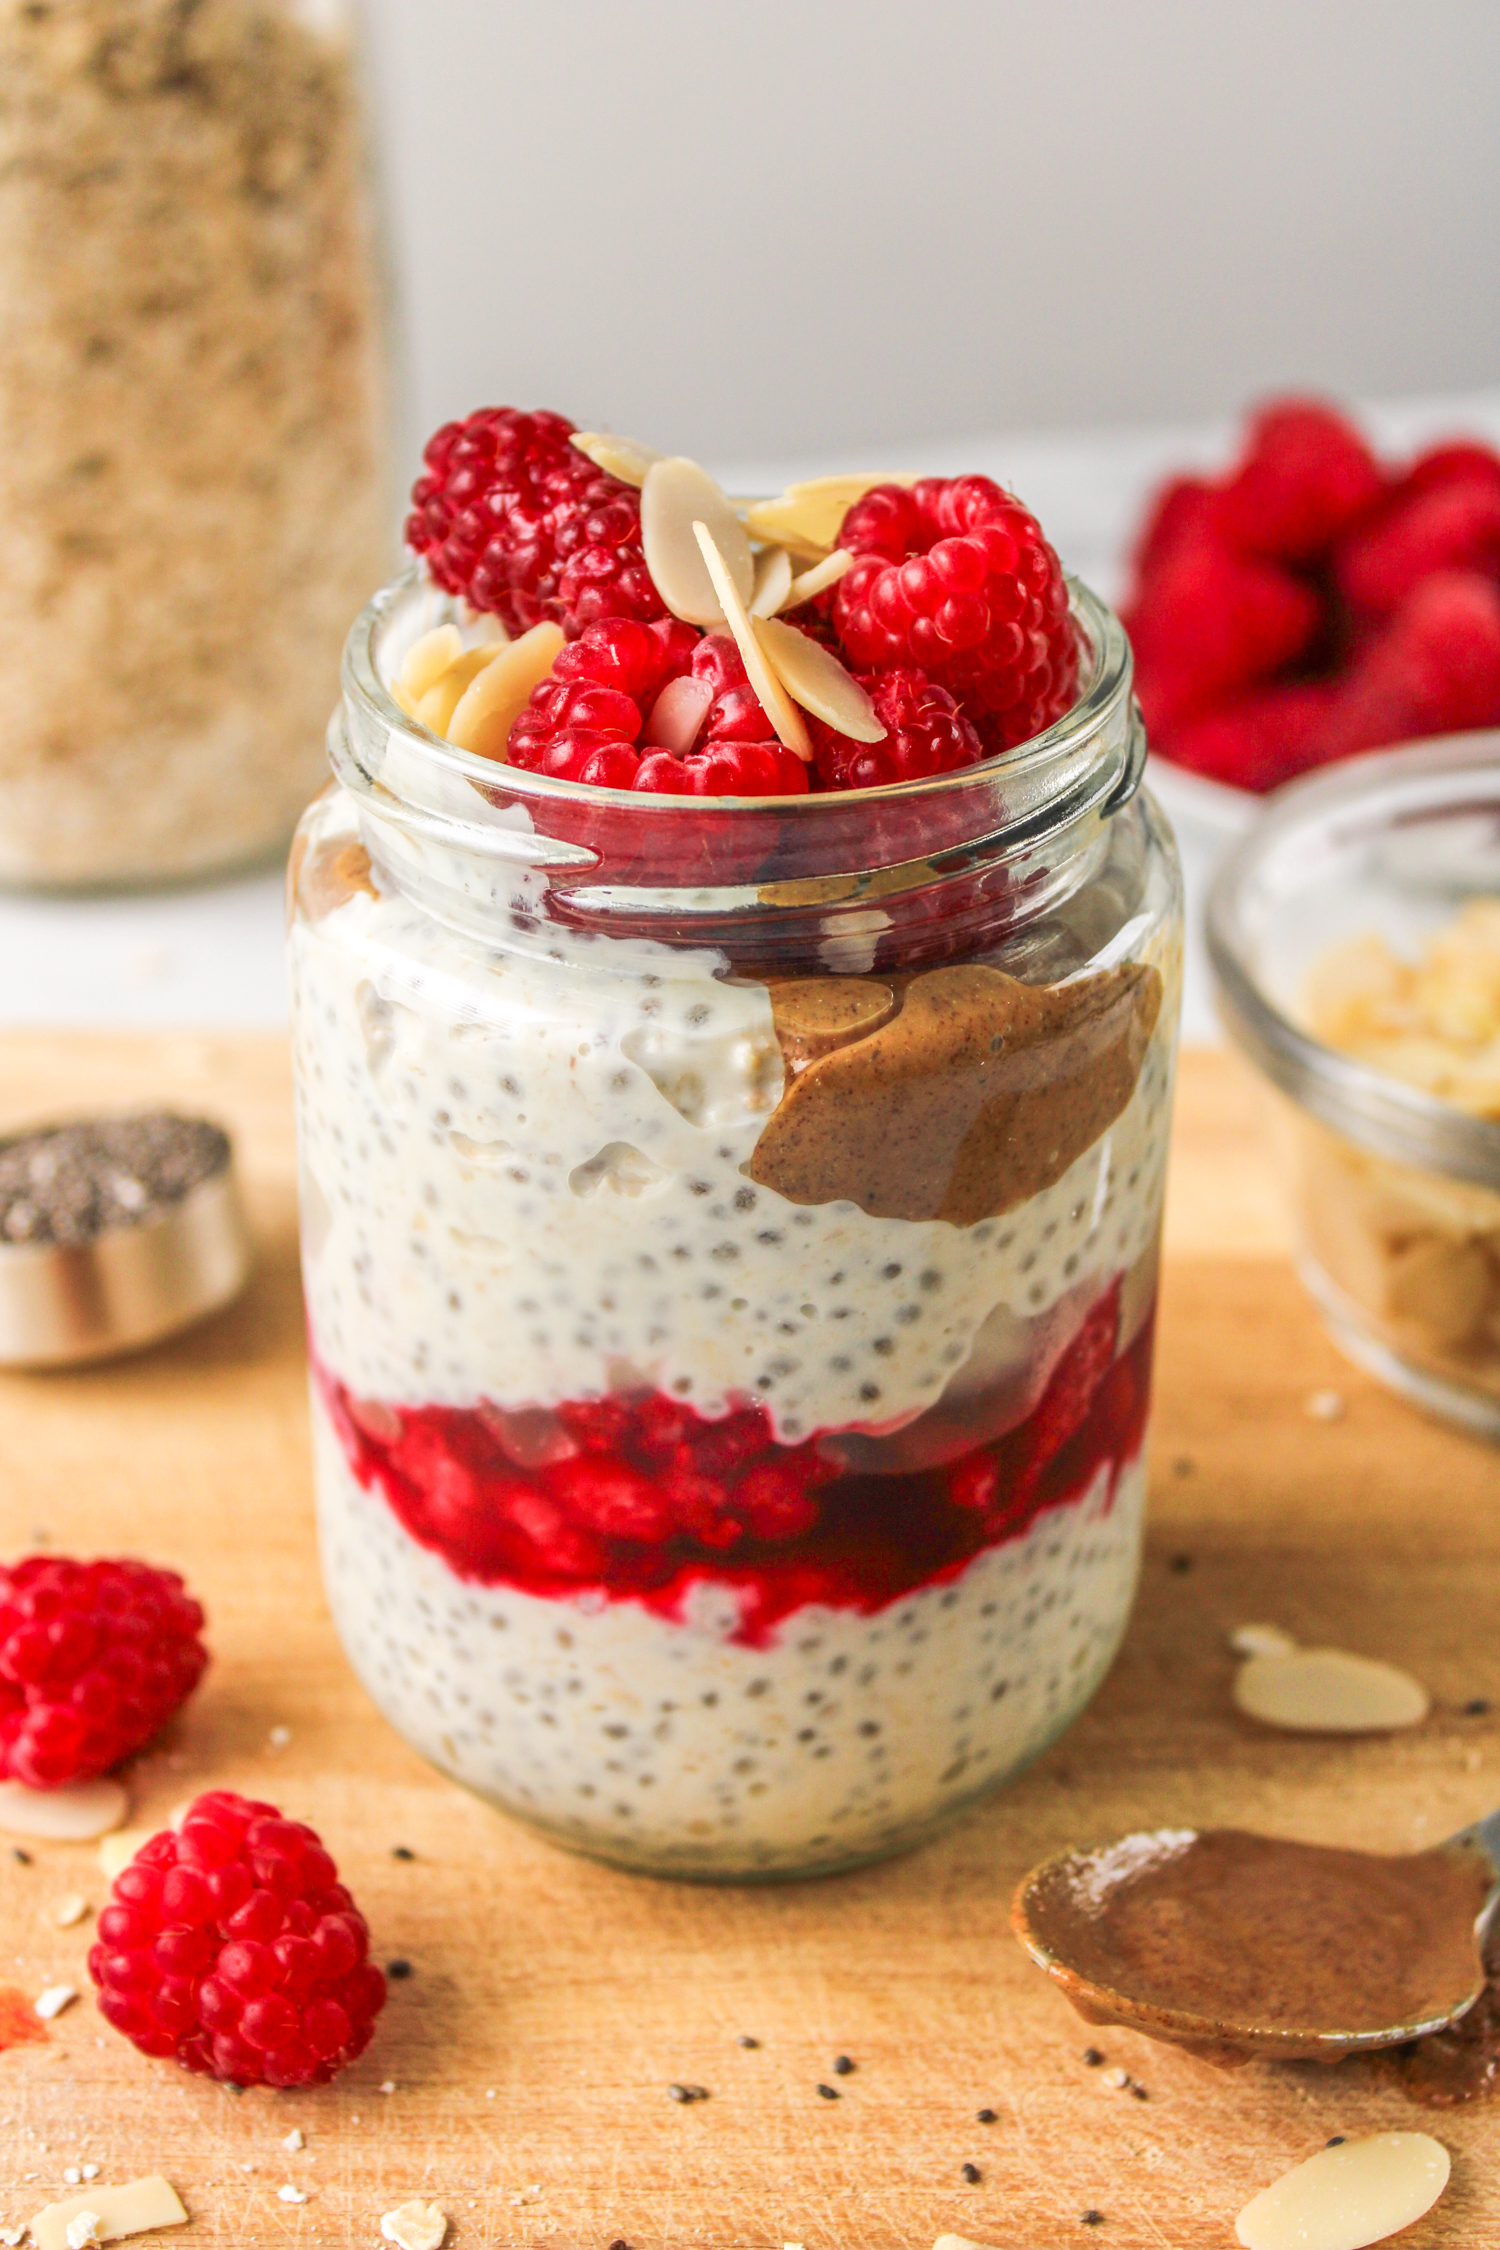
[506,619,810,797]
[1011,1283,1121,1507]
[405,407,667,638]
[1128,474,1218,588]
[1126,530,1322,729]
[1402,441,1500,501]
[89,1791,384,2087]
[0,1558,207,1789]
[1162,680,1340,793]
[1315,571,1500,762]
[832,476,1079,751]
[1336,476,1500,618]
[1214,399,1385,562]
[807,664,983,790]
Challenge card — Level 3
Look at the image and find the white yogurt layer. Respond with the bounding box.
[289,789,1173,1444]
[314,1390,1146,1876]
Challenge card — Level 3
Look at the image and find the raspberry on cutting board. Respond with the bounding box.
[403,411,1086,795]
[0,1557,207,1788]
[90,1790,386,2086]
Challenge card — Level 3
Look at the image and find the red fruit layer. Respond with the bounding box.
[833,476,1079,752]
[90,1790,384,2087]
[405,407,666,639]
[0,1557,208,1789]
[314,1282,1152,1649]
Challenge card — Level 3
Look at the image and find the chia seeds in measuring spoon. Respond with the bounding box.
[0,1114,231,1245]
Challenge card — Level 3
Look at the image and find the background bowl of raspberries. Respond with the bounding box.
[1126,397,1500,840]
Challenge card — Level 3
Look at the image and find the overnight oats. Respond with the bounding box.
[288,409,1183,1877]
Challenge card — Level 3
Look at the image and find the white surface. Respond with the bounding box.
[4,389,1500,1048]
[364,0,1500,465]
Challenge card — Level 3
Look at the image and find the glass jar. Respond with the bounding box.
[0,0,390,887]
[288,568,1183,1879]
[1208,733,1500,1439]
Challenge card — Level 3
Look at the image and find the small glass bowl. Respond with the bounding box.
[1207,731,1500,1440]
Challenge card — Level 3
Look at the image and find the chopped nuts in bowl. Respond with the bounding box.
[1207,731,1500,1438]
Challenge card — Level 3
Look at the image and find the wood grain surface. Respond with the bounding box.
[0,1036,1495,2250]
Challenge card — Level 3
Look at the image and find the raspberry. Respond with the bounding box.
[1401,441,1500,501]
[405,407,666,638]
[832,476,1079,750]
[1126,530,1322,729]
[1129,475,1218,587]
[1336,475,1500,618]
[1316,571,1500,762]
[1163,680,1340,793]
[1214,398,1385,562]
[89,1791,384,2086]
[0,1558,207,1789]
[1010,1283,1120,1509]
[807,664,983,790]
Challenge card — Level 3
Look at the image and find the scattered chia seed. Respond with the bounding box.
[391,1845,416,1860]
[1465,1699,1491,1717]
[1131,2083,1148,2100]
[1172,1456,1194,1477]
[832,2054,854,2075]
[1081,2211,1104,2228]
[1326,2135,1346,2147]
[976,2108,997,2124]
[1168,1553,1192,1574]
[386,1959,412,1979]
[0,1114,230,1246]
[667,2083,709,2103]
[816,2082,839,2100]
[961,2163,981,2184]
[609,2241,631,2250]
[1082,2047,1104,2067]
[11,1848,30,1865]
[736,2034,760,2049]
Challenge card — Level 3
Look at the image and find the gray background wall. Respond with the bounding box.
[364,0,1500,477]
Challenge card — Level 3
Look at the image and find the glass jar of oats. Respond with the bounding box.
[0,0,390,887]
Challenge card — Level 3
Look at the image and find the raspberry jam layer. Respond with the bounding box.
[314,1281,1153,1649]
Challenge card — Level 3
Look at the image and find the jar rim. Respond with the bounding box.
[1206,730,1500,1191]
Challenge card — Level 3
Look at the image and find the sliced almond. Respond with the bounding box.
[692,523,810,759]
[97,1827,156,1881]
[783,548,855,609]
[0,1779,127,1842]
[570,431,662,487]
[414,642,504,736]
[1235,2131,1449,2250]
[395,624,463,705]
[444,622,566,761]
[744,473,916,556]
[1229,1623,1299,1659]
[749,545,793,618]
[30,2178,188,2250]
[754,614,884,742]
[642,675,712,756]
[643,458,755,625]
[1234,1648,1429,1733]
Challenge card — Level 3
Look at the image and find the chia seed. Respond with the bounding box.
[386,1959,413,1980]
[832,2054,854,2075]
[1081,2211,1104,2228]
[737,2035,760,2049]
[391,1845,416,1860]
[961,2163,981,2184]
[815,2082,839,2100]
[976,2107,997,2123]
[1082,2047,1104,2067]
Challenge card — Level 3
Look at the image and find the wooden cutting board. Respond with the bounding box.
[0,1034,1496,2250]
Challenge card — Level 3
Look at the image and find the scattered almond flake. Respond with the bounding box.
[63,2219,99,2250]
[51,1899,88,1931]
[1305,1389,1346,1422]
[507,2187,542,2207]
[266,1726,292,1750]
[96,1831,154,1884]
[692,523,810,758]
[280,2131,303,2155]
[781,548,854,610]
[379,2079,397,2094]
[0,2225,25,2245]
[415,641,503,735]
[28,2178,187,2250]
[744,473,916,557]
[1103,2065,1129,2088]
[276,2185,306,2205]
[748,545,793,619]
[1230,1624,1299,1659]
[935,2238,1004,2250]
[1236,2131,1450,2250]
[642,458,754,626]
[1234,1647,1430,1733]
[380,2202,448,2250]
[0,1782,127,1844]
[642,674,712,757]
[754,614,884,741]
[34,1988,76,2023]
[395,625,464,706]
[569,431,661,487]
[443,622,566,761]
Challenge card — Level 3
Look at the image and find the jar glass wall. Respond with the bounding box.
[289,572,1183,1879]
[0,0,390,887]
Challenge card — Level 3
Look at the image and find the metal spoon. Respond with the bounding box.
[1010,1809,1500,2068]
